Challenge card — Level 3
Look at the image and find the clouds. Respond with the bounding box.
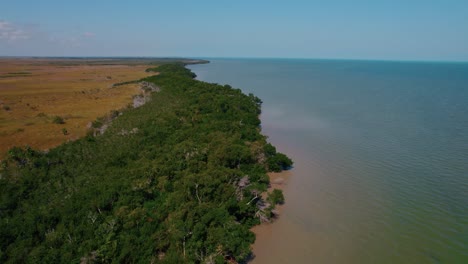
[82,32,96,38]
[0,19,98,55]
[0,20,30,41]
[0,19,95,44]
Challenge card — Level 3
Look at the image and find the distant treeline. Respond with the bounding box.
[0,57,209,66]
[0,63,291,263]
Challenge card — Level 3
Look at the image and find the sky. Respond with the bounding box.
[1,0,467,61]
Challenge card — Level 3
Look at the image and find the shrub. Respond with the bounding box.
[267,153,293,172]
[268,189,285,205]
[109,110,120,119]
[52,116,65,124]
[91,118,103,128]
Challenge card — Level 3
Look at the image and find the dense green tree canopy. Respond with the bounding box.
[0,63,292,263]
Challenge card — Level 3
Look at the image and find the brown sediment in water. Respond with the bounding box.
[249,167,339,264]
[250,170,293,258]
[248,152,359,264]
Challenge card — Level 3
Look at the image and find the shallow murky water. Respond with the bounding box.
[189,59,468,263]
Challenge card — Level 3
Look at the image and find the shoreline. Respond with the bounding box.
[188,60,295,263]
[188,61,294,262]
[250,170,293,262]
[1,62,292,262]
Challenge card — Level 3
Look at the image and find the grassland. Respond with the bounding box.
[0,58,169,158]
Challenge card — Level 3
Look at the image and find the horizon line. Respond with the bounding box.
[0,55,467,64]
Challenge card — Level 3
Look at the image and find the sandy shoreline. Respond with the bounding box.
[250,170,293,262]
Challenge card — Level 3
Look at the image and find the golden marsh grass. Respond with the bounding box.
[0,58,157,158]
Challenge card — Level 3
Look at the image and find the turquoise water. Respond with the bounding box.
[188,59,468,263]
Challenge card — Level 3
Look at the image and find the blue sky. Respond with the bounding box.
[1,0,467,61]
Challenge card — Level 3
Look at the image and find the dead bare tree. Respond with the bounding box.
[195,183,202,204]
[246,190,260,205]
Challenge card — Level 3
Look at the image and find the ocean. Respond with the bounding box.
[188,59,468,263]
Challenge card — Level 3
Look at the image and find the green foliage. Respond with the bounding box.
[268,189,285,205]
[91,118,104,128]
[0,63,292,263]
[264,143,293,172]
[109,110,120,119]
[52,116,65,124]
